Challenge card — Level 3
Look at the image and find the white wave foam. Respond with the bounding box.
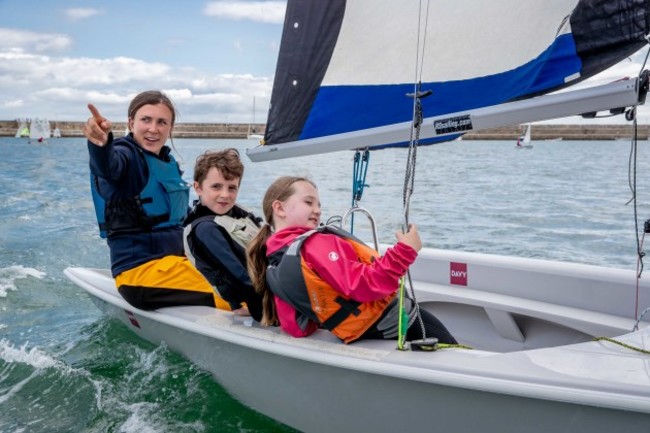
[118,402,163,433]
[0,340,68,405]
[0,339,62,370]
[0,265,46,297]
[126,343,172,384]
[117,401,205,433]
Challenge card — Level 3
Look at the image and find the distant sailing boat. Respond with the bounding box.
[29,118,51,143]
[15,119,29,138]
[515,124,533,149]
[247,97,264,141]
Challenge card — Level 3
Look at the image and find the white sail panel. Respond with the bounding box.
[323,0,577,85]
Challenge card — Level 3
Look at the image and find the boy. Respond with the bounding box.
[183,148,263,320]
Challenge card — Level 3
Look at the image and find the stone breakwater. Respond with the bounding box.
[0,121,265,139]
[0,120,647,140]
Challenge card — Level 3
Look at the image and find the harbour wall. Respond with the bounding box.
[1,120,263,139]
[0,120,647,140]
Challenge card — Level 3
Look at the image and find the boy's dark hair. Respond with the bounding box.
[194,148,244,184]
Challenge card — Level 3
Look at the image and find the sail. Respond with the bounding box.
[518,124,533,144]
[29,118,51,140]
[251,0,650,161]
[516,124,533,148]
[15,120,29,138]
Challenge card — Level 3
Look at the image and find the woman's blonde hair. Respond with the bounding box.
[246,176,317,326]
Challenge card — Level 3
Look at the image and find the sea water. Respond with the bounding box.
[1,136,649,432]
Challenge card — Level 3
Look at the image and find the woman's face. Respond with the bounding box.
[128,103,173,155]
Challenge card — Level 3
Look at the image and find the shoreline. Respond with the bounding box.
[1,120,646,140]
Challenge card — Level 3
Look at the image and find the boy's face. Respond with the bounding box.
[194,166,240,215]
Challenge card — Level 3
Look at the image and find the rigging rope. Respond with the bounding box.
[634,307,650,332]
[627,111,645,322]
[627,43,650,323]
[397,0,433,349]
[593,337,650,355]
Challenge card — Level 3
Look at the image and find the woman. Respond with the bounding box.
[84,90,228,310]
[246,176,456,344]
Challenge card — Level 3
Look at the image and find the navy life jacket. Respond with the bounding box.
[91,149,190,238]
[183,204,261,291]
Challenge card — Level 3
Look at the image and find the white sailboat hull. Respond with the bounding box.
[64,247,650,433]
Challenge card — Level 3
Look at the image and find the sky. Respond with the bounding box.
[0,0,285,124]
[1,0,649,126]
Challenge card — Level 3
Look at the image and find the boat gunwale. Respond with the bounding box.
[64,266,650,414]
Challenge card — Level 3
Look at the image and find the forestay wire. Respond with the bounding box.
[397,0,432,350]
[627,40,650,327]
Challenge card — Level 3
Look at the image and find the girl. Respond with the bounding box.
[247,176,456,344]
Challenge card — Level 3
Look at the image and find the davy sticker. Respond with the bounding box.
[450,262,467,286]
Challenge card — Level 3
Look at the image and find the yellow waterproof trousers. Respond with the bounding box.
[115,255,230,311]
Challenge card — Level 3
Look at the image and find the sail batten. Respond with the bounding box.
[257,0,650,161]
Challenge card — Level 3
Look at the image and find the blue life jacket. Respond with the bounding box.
[91,148,190,238]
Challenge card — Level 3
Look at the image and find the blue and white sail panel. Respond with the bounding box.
[259,0,650,158]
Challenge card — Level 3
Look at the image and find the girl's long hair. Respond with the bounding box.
[246,224,276,325]
[246,176,316,326]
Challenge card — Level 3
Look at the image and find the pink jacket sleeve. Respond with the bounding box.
[274,296,319,338]
[302,234,418,303]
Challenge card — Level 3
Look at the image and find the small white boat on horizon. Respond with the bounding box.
[29,118,51,143]
[15,119,29,138]
[246,133,264,141]
[516,124,533,149]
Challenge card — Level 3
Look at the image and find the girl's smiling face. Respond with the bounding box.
[274,180,321,230]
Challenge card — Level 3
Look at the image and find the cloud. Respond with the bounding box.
[1,99,24,108]
[0,37,273,123]
[0,27,72,52]
[65,8,102,21]
[203,1,286,24]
